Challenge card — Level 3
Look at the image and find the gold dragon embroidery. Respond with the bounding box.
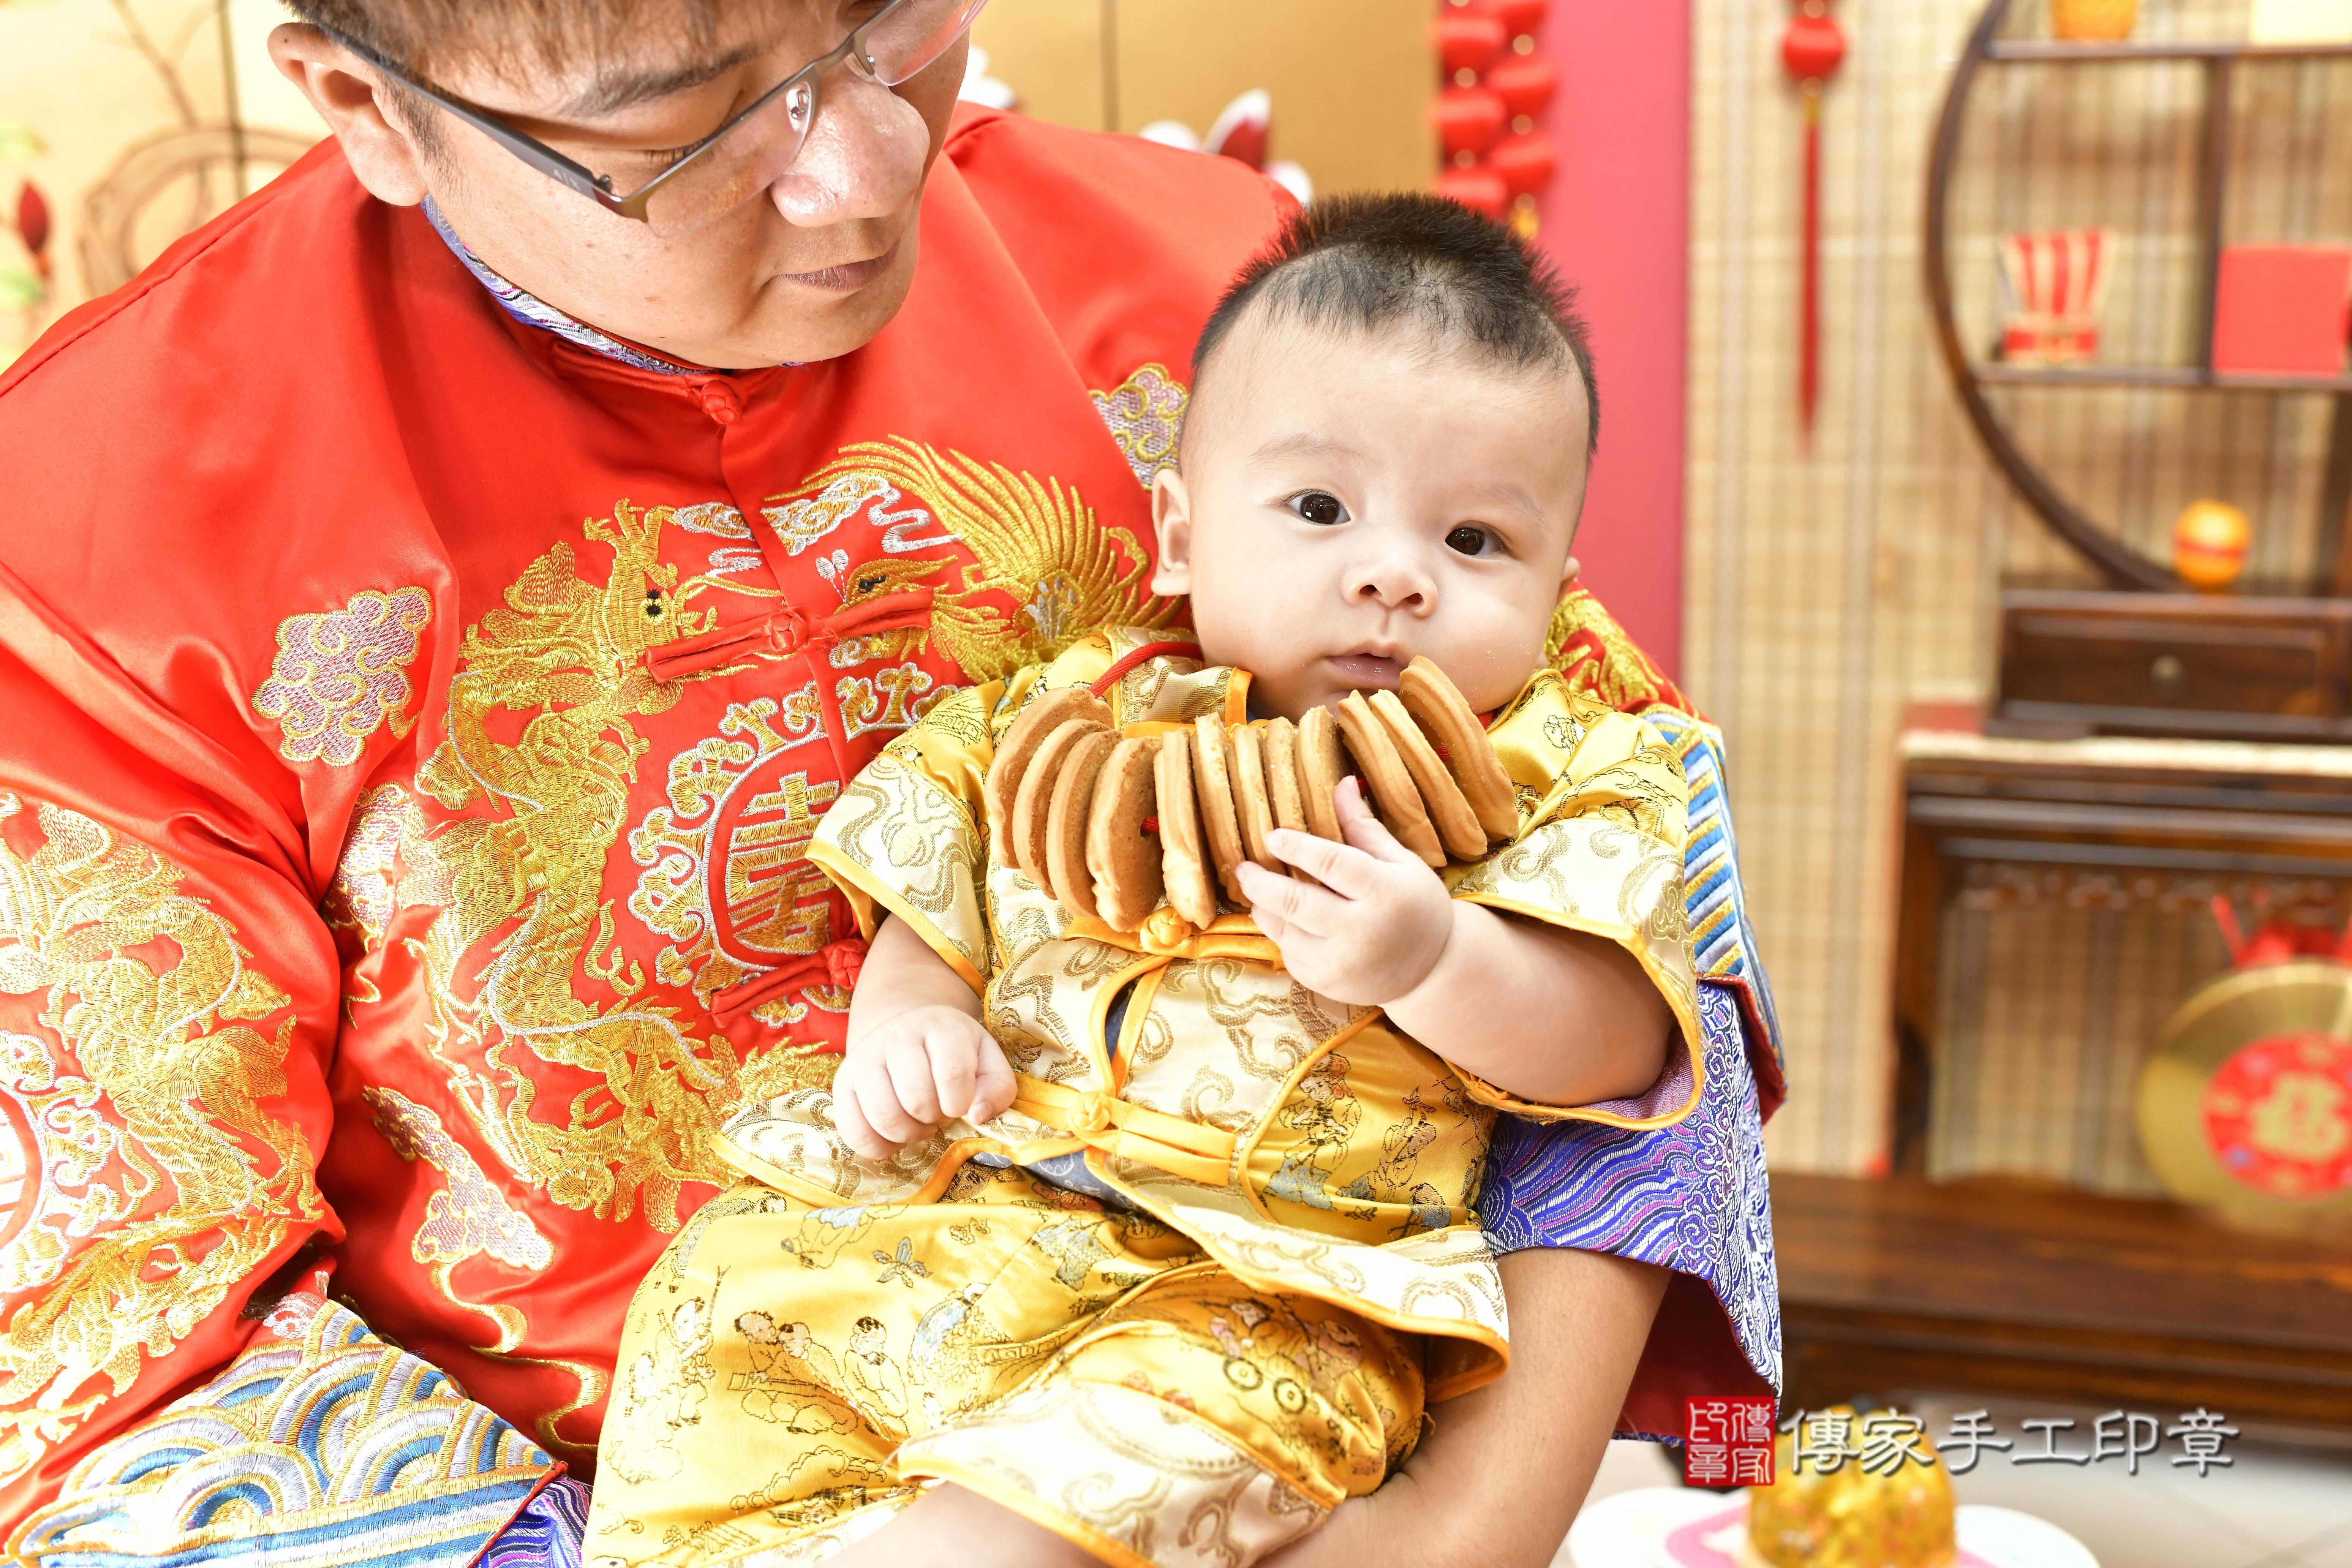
[409,500,755,1233]
[0,794,322,1485]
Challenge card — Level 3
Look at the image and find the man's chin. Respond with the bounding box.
[741,226,921,367]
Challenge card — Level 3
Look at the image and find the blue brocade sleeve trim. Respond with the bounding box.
[13,1294,560,1568]
[1476,982,1783,1432]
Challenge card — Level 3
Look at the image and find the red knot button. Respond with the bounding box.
[697,381,741,425]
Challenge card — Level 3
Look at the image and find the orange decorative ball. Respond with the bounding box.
[2173,500,2251,590]
[2053,0,2137,40]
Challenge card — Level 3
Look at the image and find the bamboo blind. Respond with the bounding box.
[1685,0,2352,1176]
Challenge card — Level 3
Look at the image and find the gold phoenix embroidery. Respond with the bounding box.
[251,586,435,766]
[0,793,323,1485]
[788,438,1178,685]
[1089,362,1188,488]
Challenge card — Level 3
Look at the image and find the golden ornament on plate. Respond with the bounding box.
[1745,1407,1958,1568]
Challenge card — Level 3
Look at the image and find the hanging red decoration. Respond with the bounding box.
[15,181,49,280]
[1434,12,1507,79]
[1482,0,1549,40]
[1781,0,1846,444]
[1435,166,1511,218]
[1434,87,1508,158]
[1434,0,1552,237]
[1487,131,1558,198]
[1485,56,1558,123]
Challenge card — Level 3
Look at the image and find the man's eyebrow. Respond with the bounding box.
[560,42,769,117]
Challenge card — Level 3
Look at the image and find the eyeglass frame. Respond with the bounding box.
[317,0,967,225]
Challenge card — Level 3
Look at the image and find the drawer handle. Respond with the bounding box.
[2150,653,2185,692]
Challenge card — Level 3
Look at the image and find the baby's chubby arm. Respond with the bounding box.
[833,916,1018,1159]
[1236,779,1671,1107]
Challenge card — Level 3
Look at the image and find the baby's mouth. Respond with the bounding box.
[1324,651,1405,689]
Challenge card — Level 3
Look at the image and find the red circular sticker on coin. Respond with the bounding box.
[2202,1030,2352,1198]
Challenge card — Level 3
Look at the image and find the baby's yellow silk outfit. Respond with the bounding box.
[585,630,1702,1568]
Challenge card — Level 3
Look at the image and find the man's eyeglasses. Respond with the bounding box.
[323,0,989,236]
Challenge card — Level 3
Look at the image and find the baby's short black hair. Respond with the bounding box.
[1192,193,1599,453]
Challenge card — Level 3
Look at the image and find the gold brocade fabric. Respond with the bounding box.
[584,631,1700,1566]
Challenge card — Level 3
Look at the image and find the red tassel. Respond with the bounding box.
[16,181,50,279]
[1781,2,1846,448]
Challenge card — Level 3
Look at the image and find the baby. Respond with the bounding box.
[585,194,1702,1568]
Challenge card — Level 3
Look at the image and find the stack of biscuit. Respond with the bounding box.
[984,656,1519,933]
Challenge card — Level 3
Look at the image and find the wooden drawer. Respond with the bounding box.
[1994,589,2352,742]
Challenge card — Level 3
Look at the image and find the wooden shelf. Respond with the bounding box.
[1974,363,2352,393]
[1929,1,2352,591]
[1987,39,2352,63]
[1776,1173,2352,1430]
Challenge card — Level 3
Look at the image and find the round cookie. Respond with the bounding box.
[1334,691,1445,867]
[1155,729,1220,928]
[986,686,1113,854]
[1399,655,1516,842]
[1263,717,1307,838]
[1370,689,1486,862]
[1085,736,1165,932]
[1012,719,1095,898]
[1230,724,1280,872]
[1045,728,1118,920]
[1191,715,1249,903]
[1296,705,1349,843]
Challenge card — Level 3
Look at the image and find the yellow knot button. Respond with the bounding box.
[1143,907,1196,952]
[1070,1092,1115,1136]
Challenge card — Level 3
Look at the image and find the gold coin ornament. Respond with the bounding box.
[1745,1408,1958,1568]
[2137,956,2352,1231]
[983,657,1514,931]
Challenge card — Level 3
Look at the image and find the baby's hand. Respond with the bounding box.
[833,1005,1016,1160]
[1235,776,1457,1007]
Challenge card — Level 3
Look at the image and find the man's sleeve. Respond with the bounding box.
[0,591,557,1560]
[1475,715,1784,1442]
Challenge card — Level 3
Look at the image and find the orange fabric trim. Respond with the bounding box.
[1008,1073,1238,1188]
[1062,907,1279,967]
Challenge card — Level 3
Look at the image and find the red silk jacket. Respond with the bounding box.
[0,107,1718,1530]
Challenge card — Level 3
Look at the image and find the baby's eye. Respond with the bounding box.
[1446,525,1501,557]
[1288,491,1348,527]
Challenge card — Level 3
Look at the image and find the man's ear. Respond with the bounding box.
[1149,467,1193,597]
[269,24,434,207]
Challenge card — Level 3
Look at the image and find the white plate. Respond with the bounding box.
[1564,1489,2098,1568]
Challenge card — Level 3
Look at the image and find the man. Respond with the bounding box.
[0,2,1782,1562]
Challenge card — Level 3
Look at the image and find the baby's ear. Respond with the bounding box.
[1149,468,1193,596]
[1556,552,1582,597]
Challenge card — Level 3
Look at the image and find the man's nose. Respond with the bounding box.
[766,67,929,226]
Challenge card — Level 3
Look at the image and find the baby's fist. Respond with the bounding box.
[834,1005,1016,1159]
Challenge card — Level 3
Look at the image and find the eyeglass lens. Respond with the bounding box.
[634,0,991,235]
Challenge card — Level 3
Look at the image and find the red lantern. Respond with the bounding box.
[1485,56,1557,120]
[1435,166,1510,217]
[1781,8,1847,81]
[1481,0,1548,40]
[1487,131,1557,197]
[1434,12,1506,76]
[1433,87,1508,156]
